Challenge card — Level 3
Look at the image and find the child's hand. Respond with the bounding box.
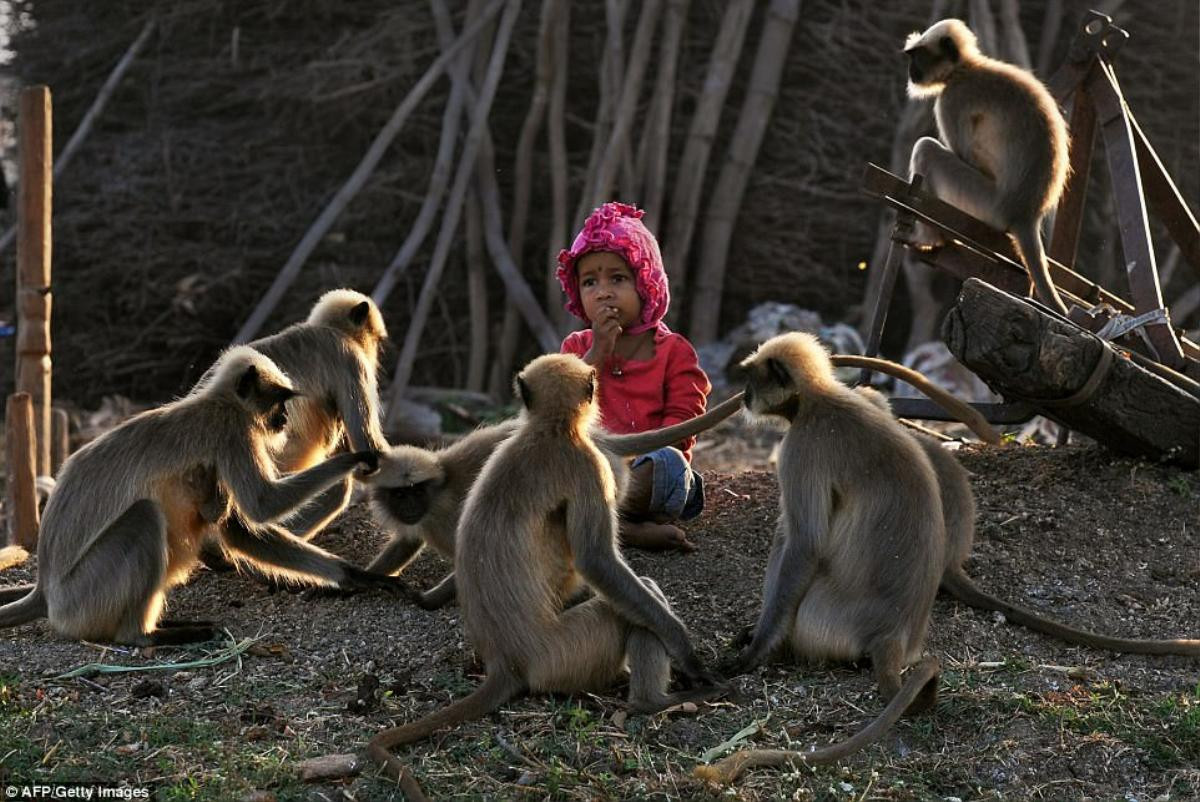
[585,306,623,366]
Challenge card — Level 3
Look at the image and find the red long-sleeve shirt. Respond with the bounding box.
[561,328,711,462]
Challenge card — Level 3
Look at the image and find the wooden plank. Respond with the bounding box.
[16,86,53,477]
[944,279,1200,467]
[1048,81,1095,270]
[5,393,39,548]
[1129,113,1200,278]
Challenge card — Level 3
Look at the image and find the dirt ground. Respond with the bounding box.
[1,435,1198,801]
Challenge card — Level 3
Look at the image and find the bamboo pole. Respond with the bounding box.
[6,393,39,548]
[388,0,523,402]
[16,86,53,477]
[0,20,156,254]
[688,0,799,345]
[660,0,754,324]
[637,0,689,233]
[234,0,506,344]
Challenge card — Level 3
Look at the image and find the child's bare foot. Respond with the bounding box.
[619,520,696,552]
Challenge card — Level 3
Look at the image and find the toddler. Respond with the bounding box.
[556,202,711,552]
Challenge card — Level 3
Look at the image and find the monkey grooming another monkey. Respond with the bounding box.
[904,18,1071,316]
[197,289,388,551]
[699,333,944,783]
[0,347,393,647]
[858,386,1200,656]
[367,392,746,609]
[368,354,724,783]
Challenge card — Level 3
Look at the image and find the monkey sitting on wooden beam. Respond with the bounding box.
[367,354,725,785]
[365,392,745,609]
[697,333,945,784]
[903,18,1071,316]
[858,386,1200,657]
[0,346,398,647]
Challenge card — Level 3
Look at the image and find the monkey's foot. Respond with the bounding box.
[340,565,416,599]
[619,521,696,553]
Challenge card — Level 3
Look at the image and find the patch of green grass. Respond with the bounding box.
[1167,474,1192,496]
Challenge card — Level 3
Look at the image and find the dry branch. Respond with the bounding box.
[661,0,754,322]
[388,0,522,403]
[370,0,477,307]
[637,0,689,233]
[234,0,506,344]
[688,0,799,344]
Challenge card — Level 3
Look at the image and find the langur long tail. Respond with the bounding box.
[598,392,745,456]
[831,355,1001,444]
[941,570,1200,656]
[1012,223,1070,317]
[0,585,46,627]
[366,672,523,794]
[694,657,940,785]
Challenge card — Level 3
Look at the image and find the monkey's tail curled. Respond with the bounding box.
[942,570,1200,656]
[0,585,46,627]
[830,355,1001,445]
[366,672,522,797]
[693,656,940,785]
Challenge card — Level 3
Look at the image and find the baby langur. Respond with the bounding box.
[368,393,746,609]
[904,19,1071,315]
[0,347,391,647]
[859,387,1200,656]
[697,333,943,785]
[368,354,724,783]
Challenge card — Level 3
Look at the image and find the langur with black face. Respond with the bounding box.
[366,393,745,609]
[904,18,1071,315]
[367,354,724,784]
[695,333,942,784]
[0,347,389,647]
[858,386,1200,657]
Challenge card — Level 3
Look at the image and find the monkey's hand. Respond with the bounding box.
[729,623,755,649]
[340,564,415,598]
[675,650,725,691]
[349,450,381,479]
[720,645,764,679]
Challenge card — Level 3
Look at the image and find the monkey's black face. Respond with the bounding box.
[267,401,290,433]
[376,482,432,525]
[905,36,958,85]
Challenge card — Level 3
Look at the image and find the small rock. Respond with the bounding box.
[516,771,536,786]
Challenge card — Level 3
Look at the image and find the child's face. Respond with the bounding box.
[577,251,643,329]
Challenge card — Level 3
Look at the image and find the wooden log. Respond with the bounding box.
[943,279,1200,467]
[16,86,53,478]
[6,393,39,548]
[51,405,70,474]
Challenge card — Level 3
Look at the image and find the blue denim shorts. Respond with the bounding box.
[630,446,705,522]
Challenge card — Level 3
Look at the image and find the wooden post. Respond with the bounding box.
[51,405,70,474]
[6,393,39,548]
[16,85,53,477]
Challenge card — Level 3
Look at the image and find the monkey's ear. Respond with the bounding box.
[938,35,959,62]
[349,301,371,327]
[516,375,533,410]
[766,357,791,388]
[236,365,260,399]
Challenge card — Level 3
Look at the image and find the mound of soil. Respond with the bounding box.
[0,443,1197,800]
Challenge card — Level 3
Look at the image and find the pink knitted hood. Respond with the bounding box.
[556,202,670,335]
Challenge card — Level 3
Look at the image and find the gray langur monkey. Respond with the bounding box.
[368,354,725,784]
[0,347,396,647]
[697,333,942,785]
[199,288,389,554]
[858,386,1200,656]
[904,19,1071,316]
[367,393,746,609]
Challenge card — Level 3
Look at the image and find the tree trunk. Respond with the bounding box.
[637,0,689,234]
[687,0,799,345]
[967,0,999,56]
[543,0,572,335]
[1035,0,1065,75]
[465,186,489,392]
[944,278,1200,467]
[572,0,628,231]
[660,0,754,325]
[997,0,1031,68]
